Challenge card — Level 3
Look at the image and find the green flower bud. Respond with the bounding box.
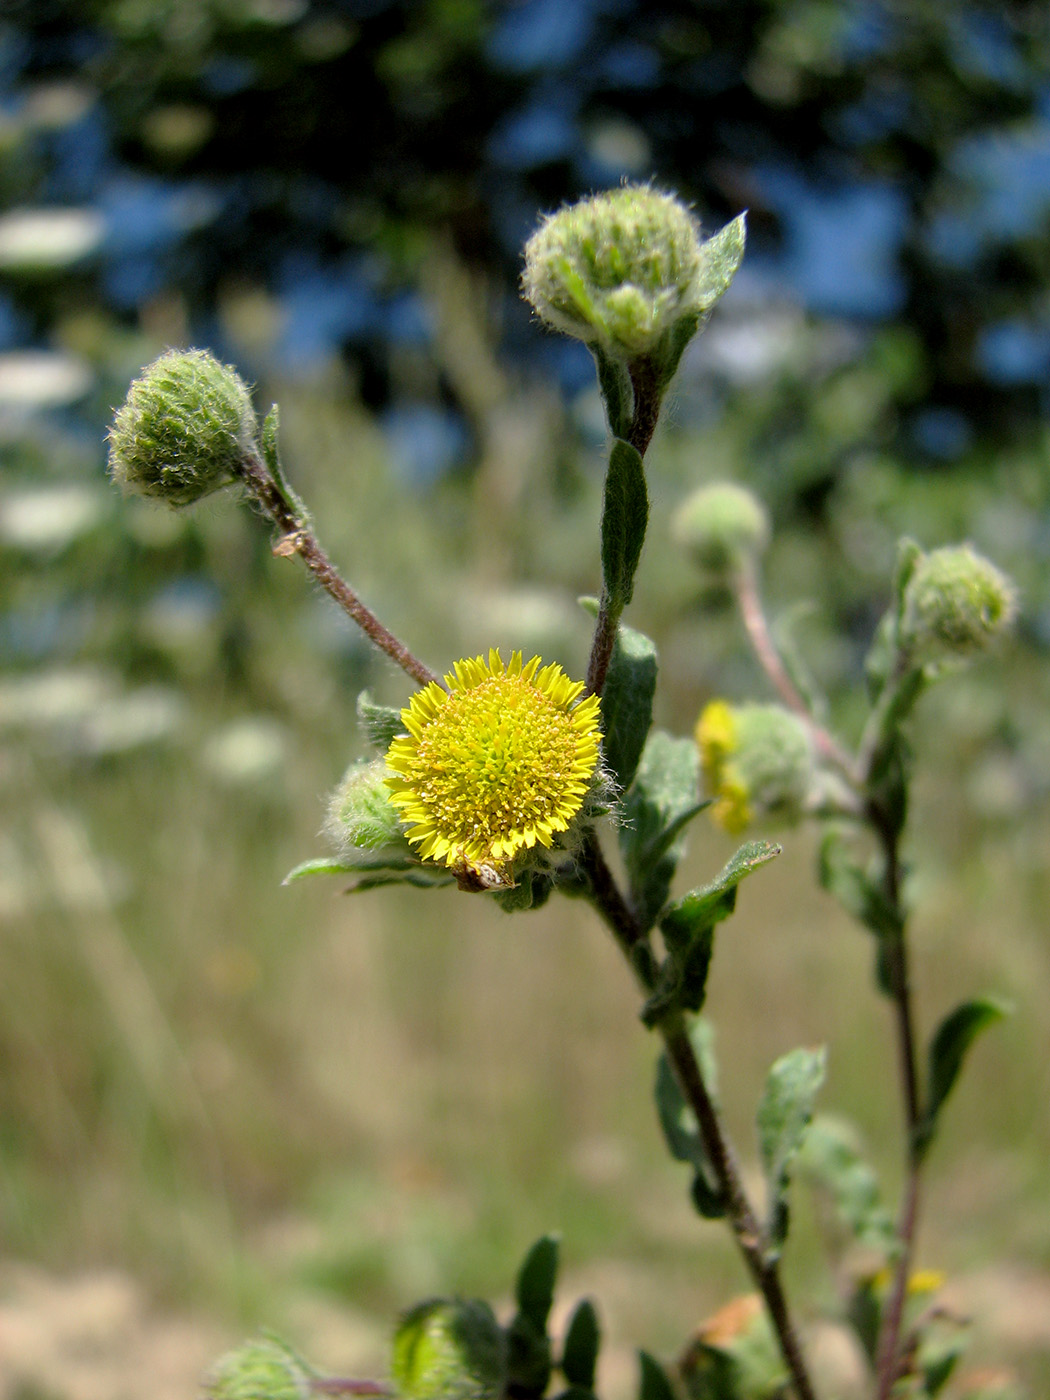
[672,482,770,577]
[108,348,259,507]
[324,758,415,859]
[899,544,1017,663]
[522,186,744,368]
[391,1299,507,1400]
[204,1337,312,1400]
[696,701,814,834]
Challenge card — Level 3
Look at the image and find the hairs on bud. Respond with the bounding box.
[672,481,770,578]
[108,348,259,507]
[900,543,1017,663]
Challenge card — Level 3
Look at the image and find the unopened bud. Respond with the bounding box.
[522,186,744,369]
[324,758,414,859]
[899,544,1017,663]
[672,482,770,577]
[391,1299,506,1400]
[203,1337,312,1400]
[108,348,258,507]
[696,701,814,834]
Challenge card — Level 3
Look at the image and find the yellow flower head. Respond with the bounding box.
[385,649,602,887]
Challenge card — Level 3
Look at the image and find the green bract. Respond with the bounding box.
[899,543,1017,662]
[203,1337,312,1400]
[392,1299,507,1400]
[522,186,744,368]
[324,757,414,859]
[672,481,770,578]
[107,347,258,506]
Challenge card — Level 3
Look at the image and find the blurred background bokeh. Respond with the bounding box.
[1,2,1049,1396]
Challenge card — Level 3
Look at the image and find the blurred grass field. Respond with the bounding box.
[2,370,1050,1399]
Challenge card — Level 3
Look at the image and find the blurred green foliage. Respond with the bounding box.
[1,0,1049,1393]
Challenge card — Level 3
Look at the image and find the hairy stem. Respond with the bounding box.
[239,452,439,689]
[869,803,924,1400]
[581,836,818,1400]
[735,562,858,781]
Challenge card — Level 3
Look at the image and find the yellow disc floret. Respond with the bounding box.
[385,649,601,884]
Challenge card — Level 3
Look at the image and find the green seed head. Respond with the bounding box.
[672,482,770,577]
[522,186,744,366]
[108,348,258,507]
[324,758,415,859]
[391,1299,507,1400]
[900,544,1017,662]
[203,1337,312,1400]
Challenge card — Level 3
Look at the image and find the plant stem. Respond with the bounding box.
[581,835,818,1400]
[735,562,858,781]
[585,359,662,698]
[238,451,440,689]
[868,802,924,1400]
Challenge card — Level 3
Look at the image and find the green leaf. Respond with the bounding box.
[916,997,1008,1159]
[694,213,747,313]
[644,841,779,1025]
[357,690,405,752]
[796,1116,895,1254]
[637,1352,677,1400]
[756,1046,826,1255]
[561,1300,600,1390]
[261,403,310,527]
[600,438,649,611]
[283,857,363,883]
[592,344,633,439]
[515,1235,559,1334]
[282,857,452,893]
[600,622,658,792]
[620,729,702,933]
[654,1022,725,1219]
[665,841,782,939]
[819,832,903,993]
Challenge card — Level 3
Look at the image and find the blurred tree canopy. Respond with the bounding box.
[3,0,1049,451]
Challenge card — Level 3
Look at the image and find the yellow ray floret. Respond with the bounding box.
[385,649,601,881]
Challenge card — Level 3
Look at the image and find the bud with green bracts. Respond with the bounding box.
[108,348,259,507]
[672,481,770,580]
[899,544,1017,664]
[522,185,745,388]
[391,1299,506,1400]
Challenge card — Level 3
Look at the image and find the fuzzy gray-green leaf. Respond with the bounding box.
[757,1045,826,1254]
[620,729,702,932]
[600,438,649,610]
[917,997,1008,1158]
[357,691,405,753]
[600,623,657,791]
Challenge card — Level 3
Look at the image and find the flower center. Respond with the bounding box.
[402,674,580,846]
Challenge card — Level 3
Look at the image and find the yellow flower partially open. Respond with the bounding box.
[385,649,601,886]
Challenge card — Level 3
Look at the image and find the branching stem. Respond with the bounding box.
[735,562,858,782]
[581,835,818,1400]
[238,452,439,689]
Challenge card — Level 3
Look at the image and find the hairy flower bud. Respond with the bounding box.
[108,348,258,506]
[672,482,770,577]
[391,1299,507,1400]
[324,758,414,859]
[204,1337,312,1400]
[899,544,1017,663]
[522,186,744,369]
[696,701,814,833]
